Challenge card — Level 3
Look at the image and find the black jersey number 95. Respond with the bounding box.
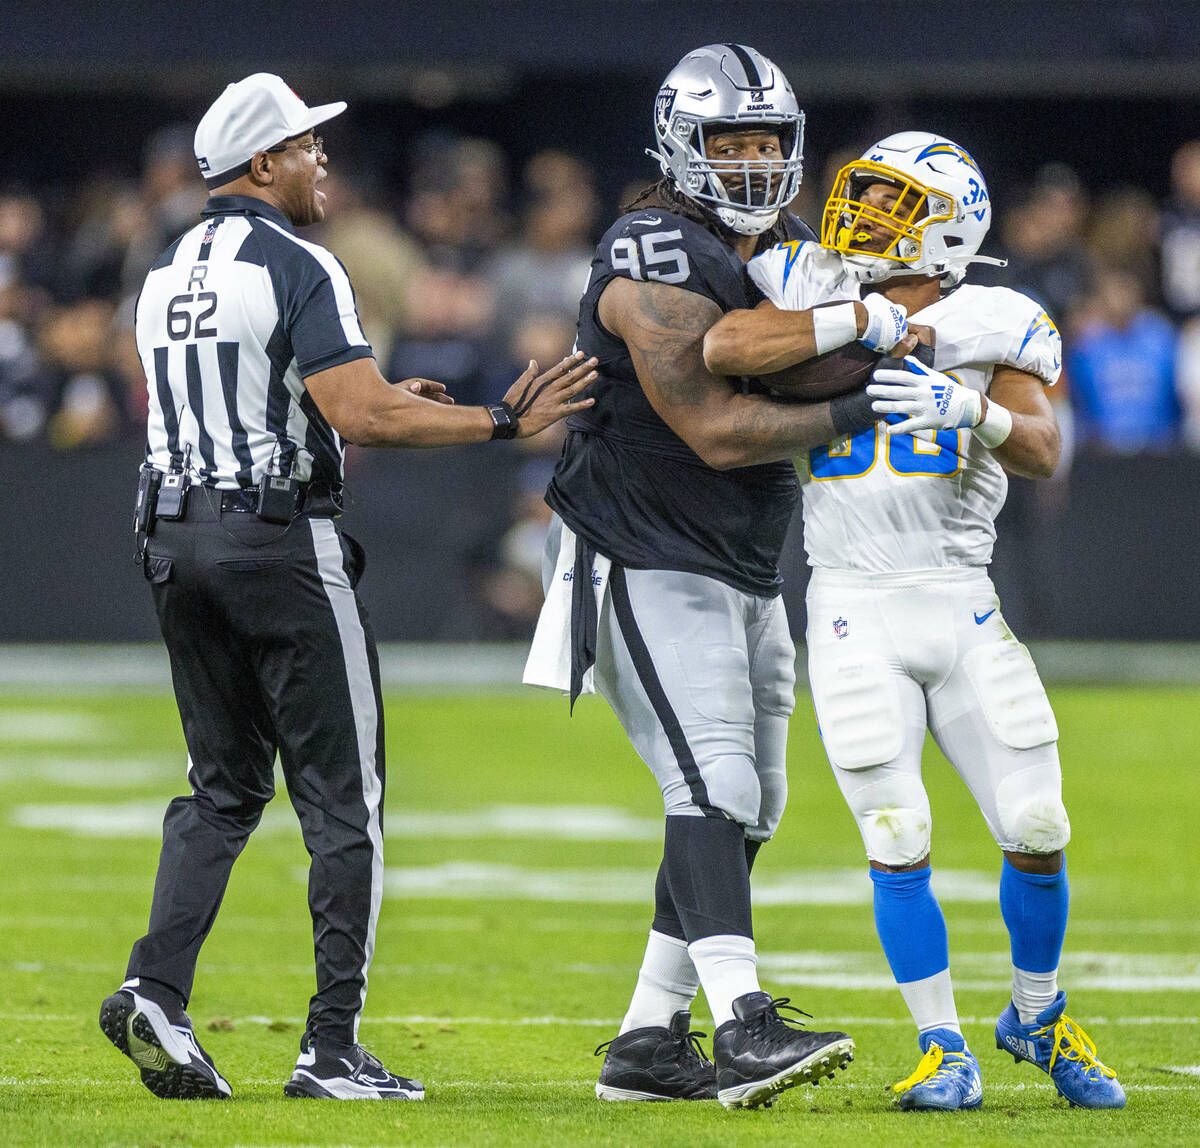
[610,229,691,285]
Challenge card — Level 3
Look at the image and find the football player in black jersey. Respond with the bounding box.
[523,44,909,1110]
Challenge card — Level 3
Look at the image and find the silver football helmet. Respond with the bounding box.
[650,43,805,235]
[821,131,1005,285]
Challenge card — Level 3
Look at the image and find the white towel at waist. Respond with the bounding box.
[522,521,611,694]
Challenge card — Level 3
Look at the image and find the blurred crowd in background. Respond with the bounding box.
[2,124,1199,635]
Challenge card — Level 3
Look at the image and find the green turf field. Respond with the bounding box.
[1,685,1197,1147]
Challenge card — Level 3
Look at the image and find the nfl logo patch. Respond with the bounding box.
[833,617,848,639]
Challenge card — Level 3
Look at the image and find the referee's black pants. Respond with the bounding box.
[126,489,385,1047]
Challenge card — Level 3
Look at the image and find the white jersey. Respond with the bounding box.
[748,240,1062,572]
[136,196,371,490]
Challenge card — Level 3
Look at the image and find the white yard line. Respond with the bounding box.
[0,711,107,741]
[6,641,1200,689]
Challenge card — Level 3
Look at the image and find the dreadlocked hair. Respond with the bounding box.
[621,177,790,254]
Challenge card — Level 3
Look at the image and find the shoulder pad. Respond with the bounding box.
[596,211,744,301]
[748,240,852,310]
[924,285,1063,385]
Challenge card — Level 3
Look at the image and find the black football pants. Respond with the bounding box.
[126,490,385,1046]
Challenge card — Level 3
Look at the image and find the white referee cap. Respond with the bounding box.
[194,73,346,189]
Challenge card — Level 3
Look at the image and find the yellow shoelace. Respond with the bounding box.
[1034,1014,1117,1079]
[892,1042,971,1094]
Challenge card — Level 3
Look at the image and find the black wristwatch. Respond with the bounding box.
[486,401,519,440]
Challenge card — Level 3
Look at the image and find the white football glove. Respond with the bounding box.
[868,355,982,435]
[858,292,909,353]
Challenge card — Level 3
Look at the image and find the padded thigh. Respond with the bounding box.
[963,641,1058,750]
[810,652,906,770]
[670,641,754,725]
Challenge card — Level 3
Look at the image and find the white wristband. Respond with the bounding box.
[811,302,859,355]
[972,399,1013,448]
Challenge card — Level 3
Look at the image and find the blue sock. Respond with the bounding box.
[870,867,949,983]
[999,856,1069,973]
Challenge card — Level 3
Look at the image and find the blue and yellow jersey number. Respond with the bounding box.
[810,418,963,480]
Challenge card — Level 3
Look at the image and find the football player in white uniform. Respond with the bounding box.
[702,132,1125,1112]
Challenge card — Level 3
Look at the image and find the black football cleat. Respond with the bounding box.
[713,992,854,1110]
[594,1010,717,1101]
[283,1032,424,1100]
[99,985,231,1099]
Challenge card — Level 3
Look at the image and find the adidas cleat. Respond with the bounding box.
[995,991,1125,1109]
[713,992,854,1110]
[594,1010,716,1101]
[284,1032,424,1100]
[892,1027,982,1111]
[98,986,231,1099]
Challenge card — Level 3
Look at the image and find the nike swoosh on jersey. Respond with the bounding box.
[973,609,996,624]
[632,216,663,226]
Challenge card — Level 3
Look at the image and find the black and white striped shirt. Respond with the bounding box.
[135,195,371,490]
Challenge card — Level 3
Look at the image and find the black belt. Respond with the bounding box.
[219,488,265,513]
[216,483,341,516]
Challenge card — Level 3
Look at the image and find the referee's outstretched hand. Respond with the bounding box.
[504,352,598,438]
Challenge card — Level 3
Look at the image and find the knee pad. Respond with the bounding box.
[842,772,932,866]
[996,765,1071,853]
[964,641,1058,750]
[700,754,762,828]
[811,653,905,770]
[751,768,788,842]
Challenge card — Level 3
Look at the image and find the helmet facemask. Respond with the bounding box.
[650,44,806,236]
[671,118,804,235]
[822,159,957,281]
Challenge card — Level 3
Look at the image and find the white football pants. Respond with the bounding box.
[805,567,1070,866]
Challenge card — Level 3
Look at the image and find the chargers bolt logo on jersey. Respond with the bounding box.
[833,617,849,639]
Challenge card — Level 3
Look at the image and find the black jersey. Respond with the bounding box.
[546,209,814,597]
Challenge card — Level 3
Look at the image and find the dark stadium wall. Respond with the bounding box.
[3,444,1197,643]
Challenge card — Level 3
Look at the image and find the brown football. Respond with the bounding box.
[760,340,880,402]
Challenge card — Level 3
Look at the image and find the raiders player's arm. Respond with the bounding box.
[599,277,844,470]
[703,298,870,374]
[983,365,1061,479]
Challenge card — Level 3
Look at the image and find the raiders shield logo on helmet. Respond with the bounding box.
[654,86,677,133]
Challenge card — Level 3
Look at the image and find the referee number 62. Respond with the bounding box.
[166,292,219,341]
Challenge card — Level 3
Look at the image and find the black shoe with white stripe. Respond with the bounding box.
[284,1032,425,1100]
[595,1010,717,1101]
[713,992,854,1109]
[98,985,231,1099]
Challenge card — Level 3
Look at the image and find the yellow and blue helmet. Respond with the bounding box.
[821,131,1004,285]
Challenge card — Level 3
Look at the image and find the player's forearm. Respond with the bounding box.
[703,308,820,375]
[984,400,1060,478]
[701,392,850,469]
[703,303,869,376]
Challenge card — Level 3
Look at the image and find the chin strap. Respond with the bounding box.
[964,254,1008,269]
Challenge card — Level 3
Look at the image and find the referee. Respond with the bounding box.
[98,73,596,1102]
